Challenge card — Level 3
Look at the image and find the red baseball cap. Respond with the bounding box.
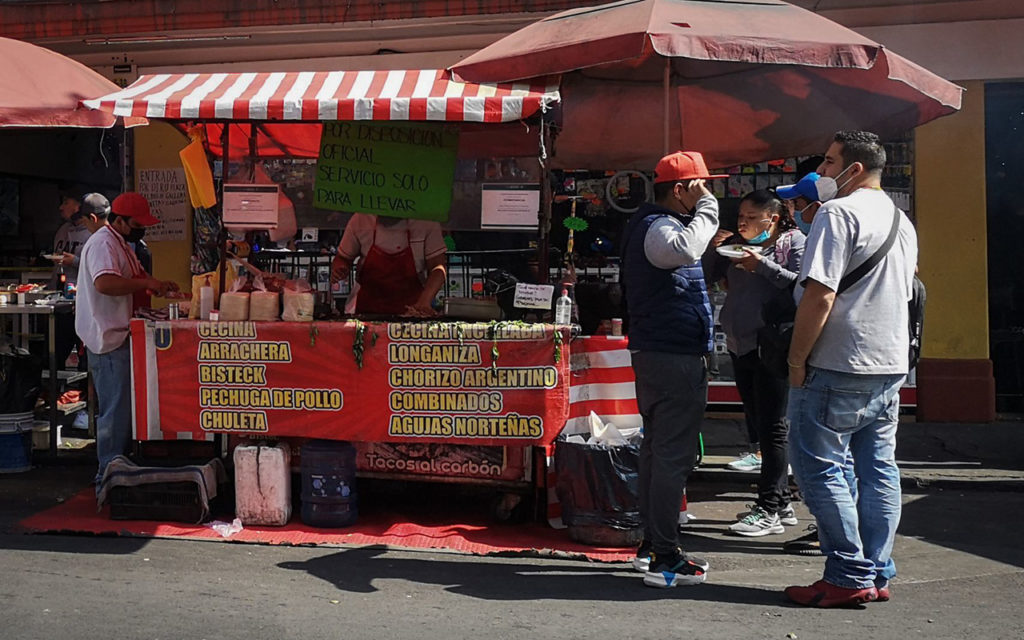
[654,151,728,183]
[111,192,160,226]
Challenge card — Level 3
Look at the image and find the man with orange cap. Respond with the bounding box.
[621,151,723,588]
[76,192,179,490]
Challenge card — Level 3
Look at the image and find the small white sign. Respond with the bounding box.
[513,283,554,310]
[223,184,280,229]
[301,227,319,242]
[481,183,540,230]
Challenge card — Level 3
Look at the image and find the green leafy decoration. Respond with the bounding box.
[563,216,589,232]
[552,324,563,364]
[353,320,366,369]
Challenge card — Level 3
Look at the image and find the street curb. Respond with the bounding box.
[691,466,1024,493]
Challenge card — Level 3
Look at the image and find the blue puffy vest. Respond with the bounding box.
[621,204,713,354]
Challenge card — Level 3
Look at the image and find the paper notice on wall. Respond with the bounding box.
[481,184,540,230]
[137,168,190,241]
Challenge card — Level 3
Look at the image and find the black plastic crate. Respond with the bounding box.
[108,481,209,523]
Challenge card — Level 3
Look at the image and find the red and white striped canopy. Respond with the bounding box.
[83,69,560,123]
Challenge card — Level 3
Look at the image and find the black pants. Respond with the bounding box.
[633,351,706,556]
[730,350,791,513]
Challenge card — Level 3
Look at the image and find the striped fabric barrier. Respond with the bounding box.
[83,69,560,123]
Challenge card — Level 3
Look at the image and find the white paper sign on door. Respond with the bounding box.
[513,283,554,309]
[481,184,540,230]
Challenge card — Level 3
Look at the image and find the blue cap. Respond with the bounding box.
[776,172,823,201]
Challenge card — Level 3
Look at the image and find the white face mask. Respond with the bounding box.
[814,164,853,202]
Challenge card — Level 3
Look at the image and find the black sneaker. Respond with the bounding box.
[643,549,708,588]
[783,524,822,556]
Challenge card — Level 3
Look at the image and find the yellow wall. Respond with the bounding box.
[915,80,988,360]
[133,123,193,306]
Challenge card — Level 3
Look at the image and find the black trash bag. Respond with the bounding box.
[0,351,44,413]
[555,438,641,532]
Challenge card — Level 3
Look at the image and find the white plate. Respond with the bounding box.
[42,254,63,261]
[716,245,761,259]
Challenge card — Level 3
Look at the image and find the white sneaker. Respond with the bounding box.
[734,503,797,526]
[726,452,762,472]
[778,505,799,526]
[729,505,784,537]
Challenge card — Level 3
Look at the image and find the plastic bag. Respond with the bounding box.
[586,411,640,446]
[282,281,314,322]
[250,275,281,322]
[554,438,641,531]
[205,518,244,538]
[220,292,250,321]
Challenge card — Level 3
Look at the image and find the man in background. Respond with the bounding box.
[76,192,178,488]
[48,192,100,368]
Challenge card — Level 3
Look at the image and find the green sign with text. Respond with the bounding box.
[314,121,459,222]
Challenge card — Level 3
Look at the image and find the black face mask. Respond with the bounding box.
[116,218,145,243]
[125,227,146,243]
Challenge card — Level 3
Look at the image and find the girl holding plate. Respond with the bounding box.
[707,189,805,537]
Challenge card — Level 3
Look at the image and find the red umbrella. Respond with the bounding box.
[0,36,146,128]
[451,0,963,168]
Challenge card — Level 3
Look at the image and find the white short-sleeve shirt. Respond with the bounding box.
[75,225,145,354]
[338,214,446,313]
[798,188,918,374]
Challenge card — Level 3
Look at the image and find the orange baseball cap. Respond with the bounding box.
[654,151,728,183]
[111,192,160,226]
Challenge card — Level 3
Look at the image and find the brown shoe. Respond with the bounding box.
[785,580,878,608]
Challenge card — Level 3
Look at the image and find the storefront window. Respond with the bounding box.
[985,82,1024,412]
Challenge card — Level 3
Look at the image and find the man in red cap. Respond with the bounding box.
[620,151,723,588]
[76,192,179,491]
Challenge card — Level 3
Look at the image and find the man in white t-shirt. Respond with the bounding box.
[783,131,918,608]
[76,192,179,487]
[329,213,447,316]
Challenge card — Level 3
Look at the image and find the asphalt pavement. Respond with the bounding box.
[1,415,1023,640]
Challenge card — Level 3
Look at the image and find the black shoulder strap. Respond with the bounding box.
[837,203,900,295]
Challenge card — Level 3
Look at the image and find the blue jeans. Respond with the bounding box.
[787,366,904,589]
[88,342,133,484]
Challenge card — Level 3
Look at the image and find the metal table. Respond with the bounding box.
[0,302,73,458]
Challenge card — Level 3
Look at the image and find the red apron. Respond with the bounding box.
[354,221,424,315]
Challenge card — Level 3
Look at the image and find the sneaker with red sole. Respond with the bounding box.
[785,580,878,608]
[875,581,891,602]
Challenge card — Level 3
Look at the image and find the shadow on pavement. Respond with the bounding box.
[896,488,1024,569]
[279,546,786,605]
[0,532,151,555]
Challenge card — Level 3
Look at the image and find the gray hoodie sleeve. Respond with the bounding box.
[643,194,720,269]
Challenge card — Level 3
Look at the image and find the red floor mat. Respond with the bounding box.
[18,488,634,563]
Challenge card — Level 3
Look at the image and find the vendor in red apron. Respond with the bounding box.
[330,213,447,316]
